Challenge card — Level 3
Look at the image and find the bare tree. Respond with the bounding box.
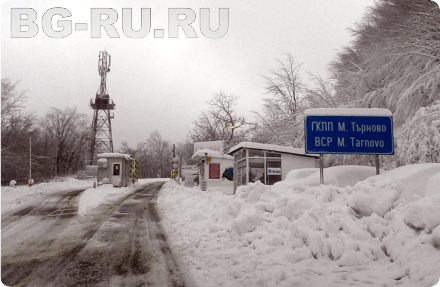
[188,91,254,147]
[1,113,35,151]
[254,54,306,147]
[303,74,338,109]
[119,141,137,156]
[176,141,195,166]
[147,131,172,178]
[1,78,27,133]
[39,107,89,175]
[1,78,40,184]
[118,131,173,178]
[1,78,35,151]
[262,53,304,122]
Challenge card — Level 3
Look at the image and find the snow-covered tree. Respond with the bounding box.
[395,100,440,165]
[331,0,440,125]
[188,91,254,147]
[327,0,440,167]
[254,53,306,147]
[362,1,440,125]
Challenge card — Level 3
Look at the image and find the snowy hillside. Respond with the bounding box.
[157,164,440,287]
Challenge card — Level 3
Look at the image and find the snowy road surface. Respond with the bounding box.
[1,181,185,287]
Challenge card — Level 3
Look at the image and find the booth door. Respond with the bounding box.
[112,163,121,187]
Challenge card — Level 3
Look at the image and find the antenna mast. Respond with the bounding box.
[87,50,116,165]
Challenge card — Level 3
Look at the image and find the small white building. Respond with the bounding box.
[228,142,319,191]
[192,147,234,194]
[97,153,134,187]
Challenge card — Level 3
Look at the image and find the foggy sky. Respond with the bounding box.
[1,0,375,149]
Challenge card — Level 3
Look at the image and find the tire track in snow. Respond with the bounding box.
[1,186,142,286]
[2,181,186,287]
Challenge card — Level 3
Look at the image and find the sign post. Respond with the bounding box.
[304,108,394,182]
[320,154,324,184]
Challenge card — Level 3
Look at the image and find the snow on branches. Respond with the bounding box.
[396,100,440,165]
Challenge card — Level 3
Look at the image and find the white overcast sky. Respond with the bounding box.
[1,0,377,149]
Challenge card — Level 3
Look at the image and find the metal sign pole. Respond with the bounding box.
[320,154,324,184]
[375,154,380,175]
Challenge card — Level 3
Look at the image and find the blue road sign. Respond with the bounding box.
[305,115,394,154]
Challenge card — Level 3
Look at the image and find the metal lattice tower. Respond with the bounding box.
[87,50,115,165]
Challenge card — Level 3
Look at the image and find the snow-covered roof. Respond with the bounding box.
[192,149,234,160]
[97,153,134,161]
[305,108,392,117]
[228,142,319,158]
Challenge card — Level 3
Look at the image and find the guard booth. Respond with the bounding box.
[228,142,319,192]
[192,145,234,194]
[97,153,134,187]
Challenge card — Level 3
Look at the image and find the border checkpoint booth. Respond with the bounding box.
[192,141,234,194]
[97,153,134,187]
[228,142,320,192]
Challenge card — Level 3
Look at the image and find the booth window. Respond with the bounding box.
[249,158,265,184]
[237,158,246,187]
[249,150,264,157]
[266,152,281,158]
[241,160,246,185]
[266,159,281,185]
[113,164,120,176]
[233,149,284,187]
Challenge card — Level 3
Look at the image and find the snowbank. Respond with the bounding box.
[283,165,379,188]
[1,177,93,213]
[157,164,440,287]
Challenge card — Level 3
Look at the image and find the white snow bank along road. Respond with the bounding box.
[77,178,169,216]
[77,185,134,216]
[157,164,440,287]
[1,177,93,213]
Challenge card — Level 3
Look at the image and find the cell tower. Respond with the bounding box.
[88,50,115,165]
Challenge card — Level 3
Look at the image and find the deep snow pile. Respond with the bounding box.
[1,177,93,213]
[157,164,440,287]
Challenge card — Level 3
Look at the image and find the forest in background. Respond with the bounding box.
[2,0,440,184]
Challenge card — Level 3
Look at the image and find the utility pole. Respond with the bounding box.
[29,136,33,186]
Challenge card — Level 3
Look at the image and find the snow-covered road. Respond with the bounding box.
[1,181,185,287]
